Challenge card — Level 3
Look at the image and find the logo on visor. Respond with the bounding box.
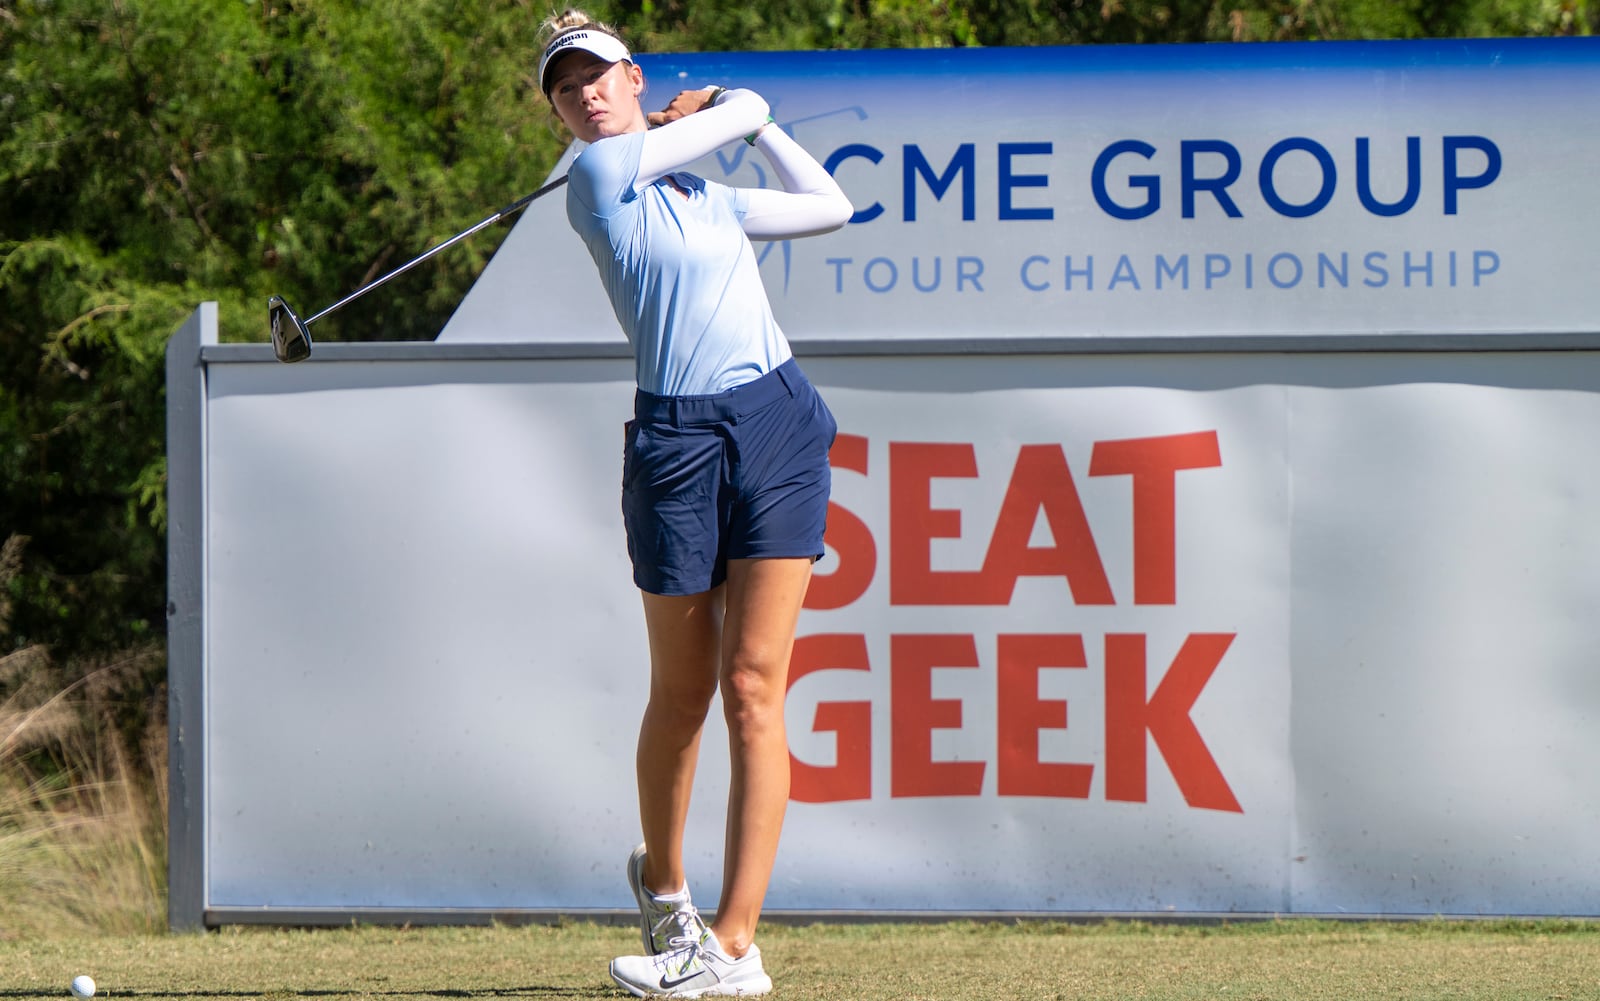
[548,30,592,55]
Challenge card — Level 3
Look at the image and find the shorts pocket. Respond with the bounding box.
[621,420,642,491]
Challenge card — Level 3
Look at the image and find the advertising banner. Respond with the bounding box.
[173,336,1600,921]
[442,39,1600,344]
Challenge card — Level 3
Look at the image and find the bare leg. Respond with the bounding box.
[636,586,723,897]
[710,556,813,957]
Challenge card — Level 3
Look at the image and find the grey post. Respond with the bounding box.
[165,302,215,931]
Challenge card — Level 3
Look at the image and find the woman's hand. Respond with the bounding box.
[646,88,719,127]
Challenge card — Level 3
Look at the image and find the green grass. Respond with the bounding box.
[1,920,1599,1000]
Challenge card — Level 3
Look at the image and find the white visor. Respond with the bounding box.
[539,28,633,96]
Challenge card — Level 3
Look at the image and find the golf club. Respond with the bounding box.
[269,174,571,363]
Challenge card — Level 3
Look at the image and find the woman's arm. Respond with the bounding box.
[738,125,854,240]
[635,88,771,187]
[636,85,853,239]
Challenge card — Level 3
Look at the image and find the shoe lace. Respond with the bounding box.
[651,905,709,953]
[648,928,710,979]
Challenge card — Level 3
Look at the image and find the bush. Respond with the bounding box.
[0,537,167,939]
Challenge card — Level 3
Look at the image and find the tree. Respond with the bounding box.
[0,0,563,658]
[606,0,1593,47]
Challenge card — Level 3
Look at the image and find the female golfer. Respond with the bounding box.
[537,9,852,998]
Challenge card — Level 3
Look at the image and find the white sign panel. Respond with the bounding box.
[182,343,1600,919]
[442,39,1600,345]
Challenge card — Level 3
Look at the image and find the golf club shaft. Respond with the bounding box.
[304,174,571,328]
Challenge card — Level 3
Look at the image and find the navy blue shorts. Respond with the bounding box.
[622,359,837,596]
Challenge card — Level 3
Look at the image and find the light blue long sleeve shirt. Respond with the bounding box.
[566,130,791,397]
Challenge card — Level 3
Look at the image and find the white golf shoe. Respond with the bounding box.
[609,931,773,998]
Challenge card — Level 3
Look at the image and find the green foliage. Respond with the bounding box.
[0,236,175,655]
[607,0,1595,48]
[0,0,564,659]
[0,0,1592,667]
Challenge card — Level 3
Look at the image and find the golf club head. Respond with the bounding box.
[268,295,313,363]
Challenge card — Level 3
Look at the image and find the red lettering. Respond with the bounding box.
[890,633,985,797]
[794,428,1245,814]
[806,434,877,610]
[981,445,1114,605]
[997,634,1093,798]
[891,442,1115,606]
[1104,633,1241,813]
[888,442,986,605]
[787,634,873,803]
[1088,431,1222,605]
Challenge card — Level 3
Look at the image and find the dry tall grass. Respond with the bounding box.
[0,534,167,939]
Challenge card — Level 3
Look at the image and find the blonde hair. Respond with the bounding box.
[536,8,628,52]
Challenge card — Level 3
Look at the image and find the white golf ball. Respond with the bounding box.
[70,975,96,999]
